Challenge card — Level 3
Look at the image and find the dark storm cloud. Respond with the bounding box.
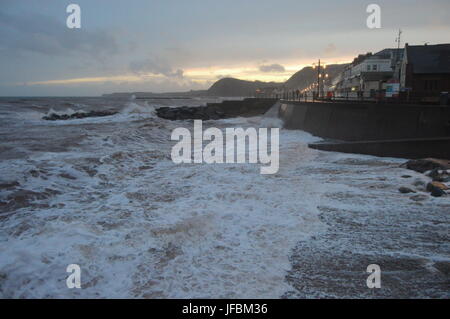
[1,0,450,96]
[0,10,118,59]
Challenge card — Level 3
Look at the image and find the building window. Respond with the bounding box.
[367,65,371,71]
[372,65,378,71]
[425,80,439,91]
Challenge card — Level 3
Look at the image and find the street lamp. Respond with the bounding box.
[313,59,329,99]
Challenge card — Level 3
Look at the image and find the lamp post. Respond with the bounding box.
[313,60,330,99]
[315,59,321,100]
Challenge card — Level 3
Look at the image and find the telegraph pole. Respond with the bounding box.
[395,29,402,63]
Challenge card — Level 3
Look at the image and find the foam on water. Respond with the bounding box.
[0,97,448,298]
[0,98,327,298]
[45,107,85,117]
[121,101,156,116]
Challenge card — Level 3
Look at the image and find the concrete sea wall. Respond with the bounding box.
[279,101,450,141]
[278,101,450,159]
[309,137,450,160]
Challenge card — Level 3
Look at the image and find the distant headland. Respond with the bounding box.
[102,64,348,98]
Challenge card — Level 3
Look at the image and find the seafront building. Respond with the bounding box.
[400,43,450,103]
[258,43,449,105]
[332,49,403,99]
[329,43,450,104]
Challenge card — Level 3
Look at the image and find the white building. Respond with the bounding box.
[333,49,403,99]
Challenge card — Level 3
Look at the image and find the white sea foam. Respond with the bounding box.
[121,101,156,115]
[0,97,448,298]
[0,99,326,298]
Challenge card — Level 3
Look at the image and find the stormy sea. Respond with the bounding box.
[0,96,448,298]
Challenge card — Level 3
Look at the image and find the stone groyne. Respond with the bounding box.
[156,98,278,121]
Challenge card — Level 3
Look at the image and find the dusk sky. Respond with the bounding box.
[1,0,449,96]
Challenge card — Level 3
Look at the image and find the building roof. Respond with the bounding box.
[351,53,372,66]
[406,43,450,74]
[373,48,404,60]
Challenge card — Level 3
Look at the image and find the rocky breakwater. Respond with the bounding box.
[398,158,450,198]
[156,98,278,121]
[43,110,118,121]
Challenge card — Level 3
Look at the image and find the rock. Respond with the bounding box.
[401,158,450,173]
[59,173,77,180]
[427,168,440,181]
[430,181,449,190]
[163,110,177,120]
[156,107,211,121]
[399,187,416,194]
[409,194,429,202]
[427,168,450,182]
[426,182,446,197]
[412,179,426,187]
[43,110,118,121]
[431,188,446,197]
[156,98,277,121]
